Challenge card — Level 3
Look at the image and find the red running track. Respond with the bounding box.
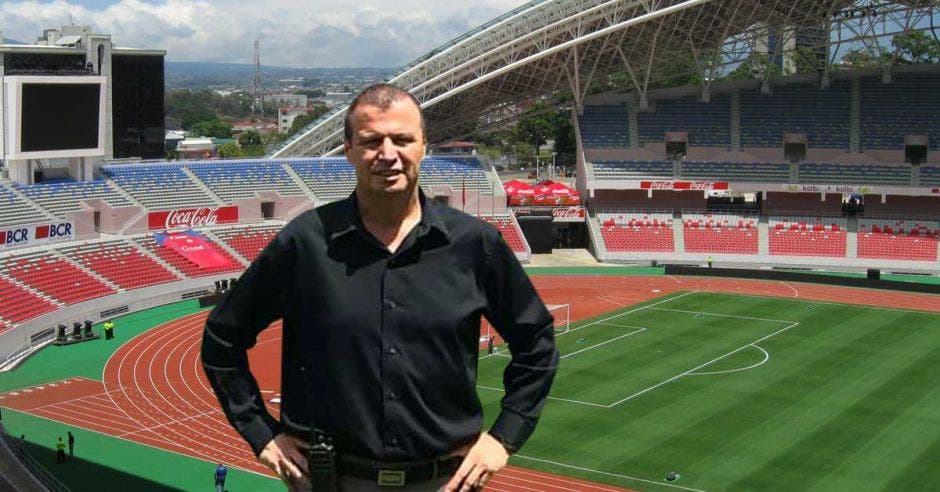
[4,275,940,490]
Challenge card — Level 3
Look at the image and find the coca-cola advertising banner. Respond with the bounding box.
[552,206,586,222]
[640,181,729,191]
[148,206,239,230]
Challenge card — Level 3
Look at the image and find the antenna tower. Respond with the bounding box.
[252,39,263,121]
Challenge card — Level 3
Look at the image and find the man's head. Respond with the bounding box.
[343,84,425,197]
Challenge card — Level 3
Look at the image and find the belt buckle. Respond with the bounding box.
[377,469,406,487]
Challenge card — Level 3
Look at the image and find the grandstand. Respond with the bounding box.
[2,2,940,491]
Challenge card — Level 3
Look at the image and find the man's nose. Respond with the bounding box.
[378,137,397,160]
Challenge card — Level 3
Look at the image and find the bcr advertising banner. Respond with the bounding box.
[0,221,75,250]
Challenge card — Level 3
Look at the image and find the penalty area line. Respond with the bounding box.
[512,454,707,492]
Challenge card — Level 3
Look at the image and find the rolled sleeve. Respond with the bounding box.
[482,229,559,451]
[201,232,292,455]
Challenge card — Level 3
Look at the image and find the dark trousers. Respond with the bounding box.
[105,328,113,340]
[56,449,65,463]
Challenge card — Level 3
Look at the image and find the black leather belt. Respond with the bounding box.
[336,454,463,487]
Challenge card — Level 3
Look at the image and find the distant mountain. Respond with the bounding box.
[3,37,27,45]
[165,61,394,90]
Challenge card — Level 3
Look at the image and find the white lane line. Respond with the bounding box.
[561,328,647,359]
[476,385,608,408]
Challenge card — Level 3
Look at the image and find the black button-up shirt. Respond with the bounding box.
[201,192,558,461]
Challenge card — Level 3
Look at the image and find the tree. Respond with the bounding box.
[189,119,233,139]
[892,30,940,64]
[217,142,245,158]
[840,46,890,69]
[238,130,262,147]
[287,105,329,135]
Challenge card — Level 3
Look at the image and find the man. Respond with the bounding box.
[215,463,228,492]
[55,437,65,464]
[202,84,558,491]
[67,431,75,458]
[103,319,115,340]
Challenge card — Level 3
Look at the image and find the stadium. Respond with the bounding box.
[1,0,940,490]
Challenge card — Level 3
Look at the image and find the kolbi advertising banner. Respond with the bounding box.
[148,206,239,230]
[0,221,75,250]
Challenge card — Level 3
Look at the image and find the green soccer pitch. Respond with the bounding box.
[477,291,940,492]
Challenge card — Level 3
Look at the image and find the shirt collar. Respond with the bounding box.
[327,189,451,245]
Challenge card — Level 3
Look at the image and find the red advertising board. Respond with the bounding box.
[148,206,239,230]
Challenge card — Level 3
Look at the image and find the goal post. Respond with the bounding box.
[547,303,570,334]
[480,302,571,347]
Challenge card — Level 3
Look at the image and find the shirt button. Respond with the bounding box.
[390,437,400,447]
[386,347,398,356]
[383,299,397,310]
[387,391,396,400]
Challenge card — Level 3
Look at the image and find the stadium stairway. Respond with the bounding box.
[55,250,122,293]
[181,167,226,205]
[104,177,145,208]
[672,217,685,253]
[586,215,608,258]
[282,162,318,199]
[846,215,859,259]
[758,218,769,255]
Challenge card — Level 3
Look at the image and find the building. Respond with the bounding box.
[263,93,307,108]
[1,25,165,184]
[278,107,309,134]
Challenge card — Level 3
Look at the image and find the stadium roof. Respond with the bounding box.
[272,0,939,157]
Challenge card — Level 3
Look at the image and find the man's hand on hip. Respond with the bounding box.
[444,432,509,492]
[259,432,310,490]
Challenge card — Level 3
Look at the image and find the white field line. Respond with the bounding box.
[512,454,707,492]
[606,321,799,408]
[561,327,647,359]
[646,307,796,324]
[688,345,770,376]
[555,291,695,338]
[476,385,608,408]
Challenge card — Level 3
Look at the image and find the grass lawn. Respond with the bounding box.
[478,291,940,491]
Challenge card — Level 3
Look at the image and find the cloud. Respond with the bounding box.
[0,0,528,67]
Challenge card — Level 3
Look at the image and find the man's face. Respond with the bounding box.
[344,98,425,197]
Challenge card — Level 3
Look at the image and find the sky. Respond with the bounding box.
[0,0,531,67]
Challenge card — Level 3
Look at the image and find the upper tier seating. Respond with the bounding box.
[212,224,283,262]
[479,215,527,253]
[0,180,51,227]
[638,94,731,147]
[858,218,939,262]
[58,239,180,289]
[860,74,940,151]
[580,105,630,148]
[0,275,57,323]
[289,157,494,202]
[187,160,306,202]
[683,213,758,254]
[16,179,132,217]
[598,211,675,252]
[419,157,492,191]
[741,80,851,148]
[592,160,673,180]
[289,158,355,201]
[102,164,219,210]
[133,235,244,278]
[920,166,940,187]
[798,163,911,186]
[0,251,115,305]
[682,161,790,182]
[769,216,847,257]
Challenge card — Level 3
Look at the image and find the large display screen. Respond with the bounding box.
[20,83,101,152]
